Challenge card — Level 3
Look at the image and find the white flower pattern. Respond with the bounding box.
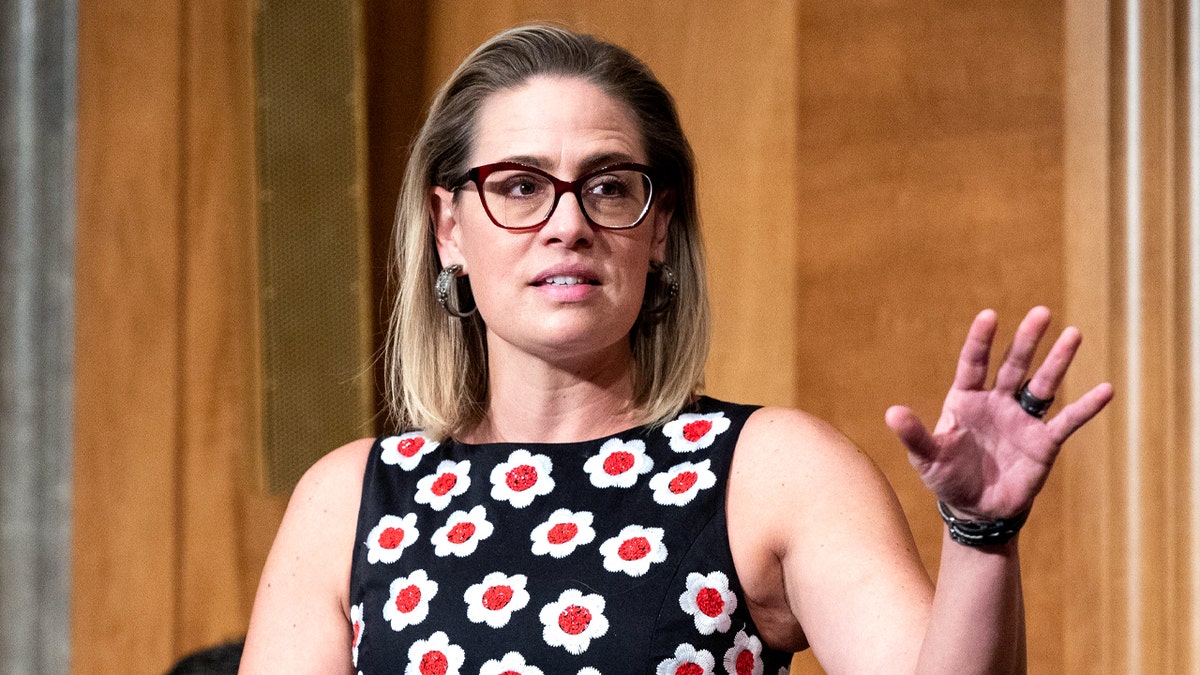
[599,524,668,577]
[679,571,738,635]
[656,642,716,675]
[583,437,654,488]
[490,449,555,508]
[432,504,494,557]
[380,432,439,471]
[350,602,364,667]
[539,589,609,655]
[464,571,530,628]
[414,459,471,511]
[723,629,764,675]
[650,459,717,506]
[383,569,438,632]
[353,401,788,672]
[662,412,730,453]
[365,513,419,564]
[404,631,464,675]
[530,508,596,558]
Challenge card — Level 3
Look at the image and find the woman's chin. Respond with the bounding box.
[489,319,635,365]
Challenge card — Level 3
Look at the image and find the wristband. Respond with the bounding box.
[937,501,1029,547]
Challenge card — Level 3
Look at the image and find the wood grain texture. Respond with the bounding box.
[792,2,1065,672]
[176,0,288,657]
[73,2,185,672]
[74,1,288,671]
[1102,0,1194,672]
[1062,1,1121,671]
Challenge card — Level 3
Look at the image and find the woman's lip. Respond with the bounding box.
[531,265,601,286]
[534,275,601,287]
[535,282,600,301]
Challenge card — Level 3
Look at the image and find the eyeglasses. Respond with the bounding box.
[453,161,657,230]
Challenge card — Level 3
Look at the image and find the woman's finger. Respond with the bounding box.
[952,309,998,391]
[1024,326,1082,401]
[885,405,939,471]
[993,306,1052,394]
[1045,382,1115,444]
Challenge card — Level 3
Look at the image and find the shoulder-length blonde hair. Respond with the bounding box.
[385,24,710,439]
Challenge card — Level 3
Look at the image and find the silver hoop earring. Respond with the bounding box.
[641,260,678,318]
[436,264,477,318]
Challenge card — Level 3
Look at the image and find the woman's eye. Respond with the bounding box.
[587,177,627,198]
[498,176,544,199]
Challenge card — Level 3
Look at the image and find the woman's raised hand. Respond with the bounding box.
[884,307,1114,520]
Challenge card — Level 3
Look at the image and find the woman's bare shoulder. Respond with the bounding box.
[273,436,375,592]
[733,406,917,553]
[735,407,882,488]
[728,407,931,666]
[241,437,376,674]
[292,437,375,505]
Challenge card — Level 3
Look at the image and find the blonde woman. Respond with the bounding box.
[242,25,1112,674]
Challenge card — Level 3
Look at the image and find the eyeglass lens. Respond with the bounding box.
[480,168,652,229]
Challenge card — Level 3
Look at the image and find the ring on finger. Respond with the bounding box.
[1016,379,1054,419]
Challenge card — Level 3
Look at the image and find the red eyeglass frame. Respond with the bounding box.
[452,161,659,230]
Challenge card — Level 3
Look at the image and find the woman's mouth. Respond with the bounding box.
[536,275,600,287]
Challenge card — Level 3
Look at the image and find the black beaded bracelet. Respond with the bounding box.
[937,501,1030,547]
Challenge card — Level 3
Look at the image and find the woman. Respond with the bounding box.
[241,25,1112,674]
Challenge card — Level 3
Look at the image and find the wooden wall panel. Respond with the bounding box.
[792,2,1066,672]
[1064,0,1200,672]
[74,1,287,672]
[176,1,287,657]
[73,2,185,672]
[1061,1,1119,670]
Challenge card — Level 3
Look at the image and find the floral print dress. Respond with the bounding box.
[349,397,792,675]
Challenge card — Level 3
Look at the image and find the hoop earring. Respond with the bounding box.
[641,260,678,318]
[436,264,477,318]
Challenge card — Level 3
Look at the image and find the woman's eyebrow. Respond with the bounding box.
[501,155,551,169]
[495,152,640,175]
[579,152,638,171]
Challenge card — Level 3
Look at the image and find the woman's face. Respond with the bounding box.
[432,76,671,366]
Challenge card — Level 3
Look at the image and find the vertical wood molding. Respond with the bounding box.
[1189,0,1200,666]
[1119,1,1190,671]
[1066,0,1198,671]
[177,0,283,656]
[1063,2,1121,671]
[1176,1,1199,669]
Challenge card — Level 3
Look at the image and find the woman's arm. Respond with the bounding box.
[730,307,1111,673]
[887,307,1112,673]
[240,438,373,674]
[730,409,934,672]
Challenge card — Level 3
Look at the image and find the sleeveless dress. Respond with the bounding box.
[348,397,792,675]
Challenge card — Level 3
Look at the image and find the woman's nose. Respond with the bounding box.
[538,191,594,248]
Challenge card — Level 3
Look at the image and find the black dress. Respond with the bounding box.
[348,397,792,674]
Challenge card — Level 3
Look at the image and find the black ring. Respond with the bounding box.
[1015,379,1054,419]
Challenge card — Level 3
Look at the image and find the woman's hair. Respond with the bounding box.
[385,24,710,438]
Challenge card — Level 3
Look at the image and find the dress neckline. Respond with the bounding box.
[448,395,712,451]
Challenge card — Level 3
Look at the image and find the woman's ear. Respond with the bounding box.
[431,186,464,269]
[650,189,675,261]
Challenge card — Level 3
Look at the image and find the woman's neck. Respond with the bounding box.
[462,337,641,444]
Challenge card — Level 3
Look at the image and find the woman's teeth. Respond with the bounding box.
[543,275,591,286]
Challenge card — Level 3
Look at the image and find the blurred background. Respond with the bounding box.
[2,0,1193,672]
